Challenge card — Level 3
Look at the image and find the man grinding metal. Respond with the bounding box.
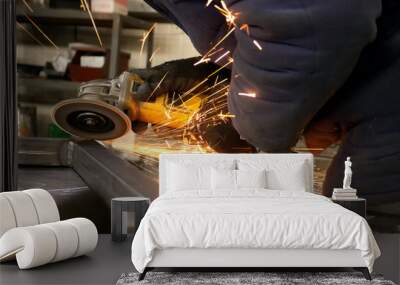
[52,0,400,228]
[133,0,400,228]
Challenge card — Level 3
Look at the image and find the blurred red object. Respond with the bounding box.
[68,45,130,82]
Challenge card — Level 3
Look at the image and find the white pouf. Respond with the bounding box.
[42,221,79,262]
[0,225,57,267]
[0,196,17,237]
[1,191,39,227]
[23,189,60,224]
[0,189,60,237]
[65,218,98,257]
[0,218,98,269]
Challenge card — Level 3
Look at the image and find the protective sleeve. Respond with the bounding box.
[226,0,381,152]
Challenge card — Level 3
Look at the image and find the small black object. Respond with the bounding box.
[111,197,150,242]
[332,198,366,219]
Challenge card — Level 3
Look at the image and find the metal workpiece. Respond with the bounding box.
[71,141,159,202]
[18,138,159,201]
[111,197,150,242]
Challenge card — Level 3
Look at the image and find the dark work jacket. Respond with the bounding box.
[145,0,400,205]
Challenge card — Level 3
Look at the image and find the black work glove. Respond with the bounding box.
[131,57,231,101]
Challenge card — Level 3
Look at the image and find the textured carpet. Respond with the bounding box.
[117,272,396,285]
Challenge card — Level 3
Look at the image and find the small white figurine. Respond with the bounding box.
[343,157,353,189]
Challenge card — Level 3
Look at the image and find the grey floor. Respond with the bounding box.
[2,234,399,284]
[0,235,134,285]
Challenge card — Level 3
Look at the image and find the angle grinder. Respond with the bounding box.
[52,72,142,140]
[52,72,255,153]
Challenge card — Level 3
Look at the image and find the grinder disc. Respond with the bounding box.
[52,99,131,140]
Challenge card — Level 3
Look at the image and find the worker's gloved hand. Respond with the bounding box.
[131,57,230,101]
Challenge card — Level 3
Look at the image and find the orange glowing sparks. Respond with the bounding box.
[182,78,209,97]
[220,0,228,10]
[207,57,233,78]
[80,0,103,47]
[206,85,229,98]
[80,0,86,11]
[140,23,156,56]
[194,77,228,97]
[112,0,266,156]
[164,109,172,119]
[206,0,214,7]
[22,0,34,12]
[16,22,45,47]
[24,13,59,49]
[293,147,324,152]
[218,112,236,122]
[108,0,271,161]
[149,47,160,62]
[214,50,230,63]
[253,40,263,50]
[238,92,256,98]
[207,47,225,57]
[202,27,235,60]
[197,2,237,66]
[214,1,238,27]
[119,72,233,156]
[147,71,168,101]
[240,24,250,35]
[194,57,211,66]
[194,48,224,66]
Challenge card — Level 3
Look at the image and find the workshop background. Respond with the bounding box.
[17,0,198,137]
[8,0,398,282]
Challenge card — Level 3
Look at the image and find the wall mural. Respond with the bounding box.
[15,0,399,232]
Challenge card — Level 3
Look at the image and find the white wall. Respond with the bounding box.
[150,24,200,67]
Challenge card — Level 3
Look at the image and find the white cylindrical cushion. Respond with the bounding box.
[42,221,79,262]
[0,196,17,237]
[23,189,60,224]
[0,192,39,227]
[0,226,57,269]
[0,218,98,269]
[65,218,98,257]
